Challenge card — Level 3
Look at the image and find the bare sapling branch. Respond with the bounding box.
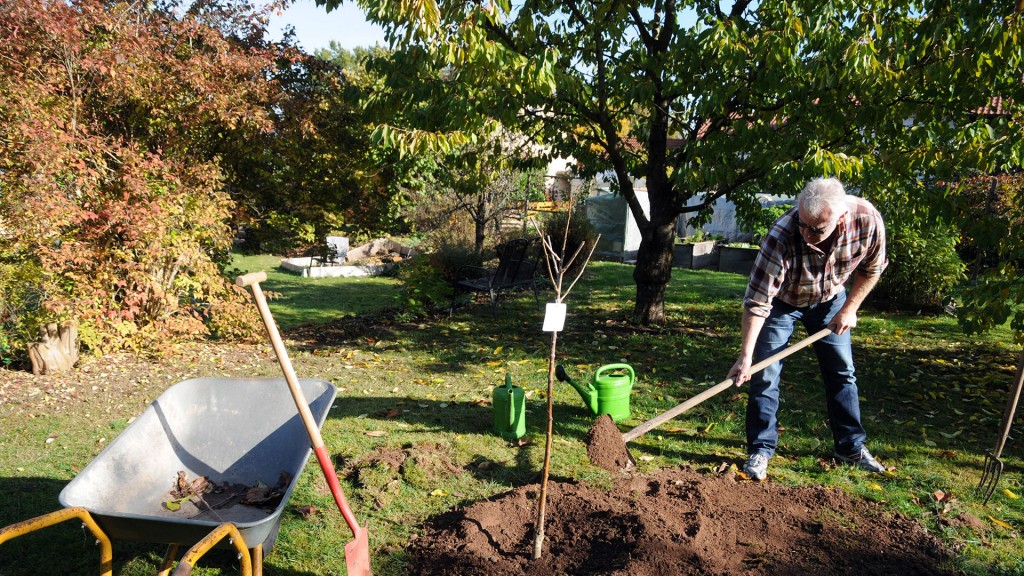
[525,192,599,560]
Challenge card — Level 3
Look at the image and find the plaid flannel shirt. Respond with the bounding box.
[744,196,888,318]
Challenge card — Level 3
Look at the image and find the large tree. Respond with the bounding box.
[327,0,1024,323]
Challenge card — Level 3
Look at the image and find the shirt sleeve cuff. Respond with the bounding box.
[744,299,771,318]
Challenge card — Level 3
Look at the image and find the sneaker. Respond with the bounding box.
[834,446,886,473]
[743,453,770,481]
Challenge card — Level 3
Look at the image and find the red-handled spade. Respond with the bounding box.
[237,271,371,576]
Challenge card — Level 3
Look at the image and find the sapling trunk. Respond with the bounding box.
[532,330,557,559]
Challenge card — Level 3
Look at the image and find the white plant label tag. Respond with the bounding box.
[542,302,567,332]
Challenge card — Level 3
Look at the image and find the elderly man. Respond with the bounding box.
[728,177,888,481]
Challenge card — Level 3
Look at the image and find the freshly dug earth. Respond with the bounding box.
[586,414,636,472]
[406,467,956,576]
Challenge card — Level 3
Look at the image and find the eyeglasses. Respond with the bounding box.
[797,220,829,235]
[797,209,848,235]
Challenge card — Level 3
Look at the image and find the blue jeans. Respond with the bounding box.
[746,290,867,458]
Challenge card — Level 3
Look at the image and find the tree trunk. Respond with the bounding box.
[28,321,80,375]
[632,219,676,324]
[473,194,487,253]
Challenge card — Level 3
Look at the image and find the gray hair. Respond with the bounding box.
[798,178,847,218]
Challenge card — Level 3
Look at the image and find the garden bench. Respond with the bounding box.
[455,237,544,317]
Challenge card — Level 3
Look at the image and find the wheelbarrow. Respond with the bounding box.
[1,376,336,575]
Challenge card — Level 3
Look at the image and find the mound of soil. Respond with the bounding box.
[406,467,955,576]
[585,414,635,472]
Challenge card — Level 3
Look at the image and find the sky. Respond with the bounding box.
[267,0,386,53]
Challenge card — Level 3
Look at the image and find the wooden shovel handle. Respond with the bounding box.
[237,272,364,536]
[622,328,832,443]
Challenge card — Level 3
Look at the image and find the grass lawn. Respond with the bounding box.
[228,253,404,330]
[1,261,1022,575]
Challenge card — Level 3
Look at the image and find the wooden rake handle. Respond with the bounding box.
[236,271,364,536]
[622,328,832,443]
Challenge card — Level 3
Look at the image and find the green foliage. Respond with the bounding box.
[398,254,456,316]
[874,222,966,310]
[742,203,794,243]
[0,258,46,363]
[231,46,430,252]
[352,0,1024,323]
[955,174,1024,343]
[398,235,487,316]
[0,330,12,368]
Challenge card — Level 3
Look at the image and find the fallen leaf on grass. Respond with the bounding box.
[376,407,401,418]
[295,505,319,519]
[364,430,387,437]
[866,482,883,492]
[1004,488,1020,499]
[988,515,1014,530]
[716,462,738,475]
[934,490,951,502]
[430,489,449,497]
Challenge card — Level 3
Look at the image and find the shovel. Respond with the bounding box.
[237,271,372,576]
[976,347,1024,504]
[585,328,832,471]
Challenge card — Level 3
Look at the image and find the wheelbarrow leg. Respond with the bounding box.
[252,543,264,576]
[157,544,179,576]
[0,507,112,576]
[170,522,252,576]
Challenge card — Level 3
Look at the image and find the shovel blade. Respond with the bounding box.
[344,524,372,576]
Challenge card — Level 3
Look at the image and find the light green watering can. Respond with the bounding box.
[492,373,526,440]
[555,363,635,422]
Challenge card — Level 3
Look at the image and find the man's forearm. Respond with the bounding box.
[740,308,767,360]
[845,272,881,312]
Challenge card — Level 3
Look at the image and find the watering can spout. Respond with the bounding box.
[555,365,600,415]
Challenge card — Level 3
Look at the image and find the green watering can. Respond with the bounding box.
[492,373,526,440]
[555,363,635,422]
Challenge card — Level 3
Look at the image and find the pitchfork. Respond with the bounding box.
[977,348,1024,504]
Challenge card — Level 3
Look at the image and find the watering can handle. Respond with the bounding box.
[595,363,635,382]
[505,374,515,429]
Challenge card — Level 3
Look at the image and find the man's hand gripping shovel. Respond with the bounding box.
[237,272,372,576]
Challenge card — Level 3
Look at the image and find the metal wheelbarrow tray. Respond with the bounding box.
[58,376,336,552]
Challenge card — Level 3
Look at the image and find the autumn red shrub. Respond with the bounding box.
[0,0,283,355]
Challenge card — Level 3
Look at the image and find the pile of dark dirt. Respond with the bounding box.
[406,467,956,576]
[585,414,635,472]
